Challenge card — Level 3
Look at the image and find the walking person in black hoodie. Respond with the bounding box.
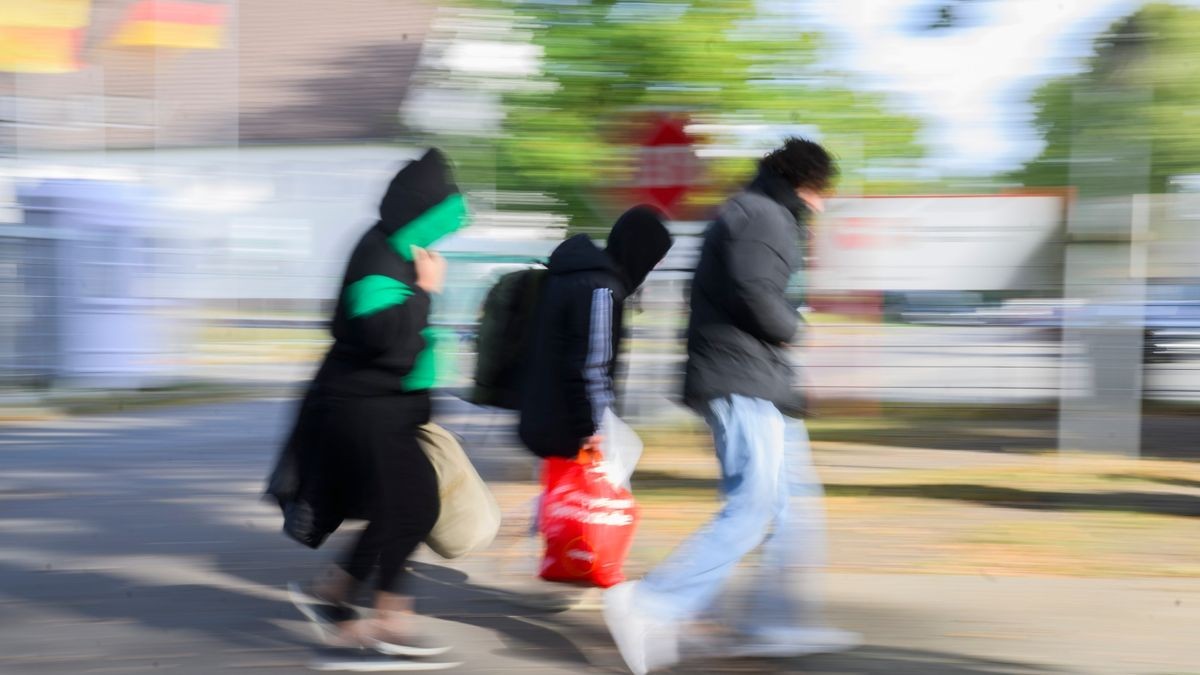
[519,206,673,461]
[276,149,468,658]
[603,139,859,674]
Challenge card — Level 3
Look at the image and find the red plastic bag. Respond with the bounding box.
[538,450,639,588]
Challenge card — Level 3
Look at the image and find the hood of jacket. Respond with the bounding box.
[377,148,470,260]
[605,205,673,292]
[547,233,617,279]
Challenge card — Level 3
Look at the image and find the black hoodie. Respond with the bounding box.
[518,207,672,458]
[267,149,469,548]
[313,149,469,397]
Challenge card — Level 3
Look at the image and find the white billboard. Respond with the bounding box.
[810,194,1066,292]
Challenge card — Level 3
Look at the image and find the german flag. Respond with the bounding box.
[111,0,227,50]
[0,0,91,73]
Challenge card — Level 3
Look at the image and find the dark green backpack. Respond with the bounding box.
[471,267,548,409]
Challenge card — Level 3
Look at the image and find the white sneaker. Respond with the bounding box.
[603,582,680,674]
[730,625,861,659]
[604,582,649,674]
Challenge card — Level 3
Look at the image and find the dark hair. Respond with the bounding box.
[760,137,837,191]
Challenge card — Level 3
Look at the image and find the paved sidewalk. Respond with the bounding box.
[0,398,1197,674]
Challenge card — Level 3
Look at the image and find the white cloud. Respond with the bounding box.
[803,0,1199,174]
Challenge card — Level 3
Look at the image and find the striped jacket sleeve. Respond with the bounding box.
[562,285,616,443]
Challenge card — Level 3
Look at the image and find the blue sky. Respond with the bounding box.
[801,0,1200,175]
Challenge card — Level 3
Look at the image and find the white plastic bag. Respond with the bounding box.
[598,408,643,490]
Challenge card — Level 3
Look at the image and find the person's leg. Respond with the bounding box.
[369,434,440,594]
[493,459,594,612]
[340,518,384,588]
[634,395,787,622]
[743,416,828,629]
[327,395,438,595]
[317,397,438,647]
[730,416,860,657]
[495,461,542,581]
[356,413,444,653]
[529,460,542,537]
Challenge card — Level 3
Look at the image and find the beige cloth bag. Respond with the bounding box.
[416,423,502,559]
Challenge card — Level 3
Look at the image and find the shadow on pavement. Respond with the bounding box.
[823,483,1200,518]
[630,469,1200,518]
[810,420,1056,455]
[1104,473,1200,490]
[405,560,605,666]
[759,645,1063,675]
[807,412,1199,461]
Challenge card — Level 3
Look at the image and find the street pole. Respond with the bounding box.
[1056,54,1152,457]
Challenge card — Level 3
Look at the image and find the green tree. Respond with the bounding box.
[1015,3,1200,195]
[419,0,924,232]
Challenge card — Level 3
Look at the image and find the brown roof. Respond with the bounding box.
[1,0,435,151]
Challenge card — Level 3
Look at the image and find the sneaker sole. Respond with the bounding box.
[369,639,453,658]
[289,584,447,657]
[289,582,351,646]
[310,657,462,672]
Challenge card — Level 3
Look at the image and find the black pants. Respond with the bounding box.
[318,393,440,594]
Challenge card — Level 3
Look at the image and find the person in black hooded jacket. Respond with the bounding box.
[277,149,467,656]
[519,206,673,459]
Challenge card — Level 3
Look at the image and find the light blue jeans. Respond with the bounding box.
[635,395,827,628]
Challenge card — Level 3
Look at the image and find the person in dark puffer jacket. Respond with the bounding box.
[603,139,860,675]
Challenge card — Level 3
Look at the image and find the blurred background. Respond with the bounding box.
[2,1,1199,673]
[3,0,1198,454]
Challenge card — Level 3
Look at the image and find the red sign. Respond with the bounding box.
[633,116,702,214]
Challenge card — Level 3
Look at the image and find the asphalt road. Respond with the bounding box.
[1,398,1197,674]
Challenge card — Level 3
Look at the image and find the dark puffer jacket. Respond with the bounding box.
[683,167,808,415]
